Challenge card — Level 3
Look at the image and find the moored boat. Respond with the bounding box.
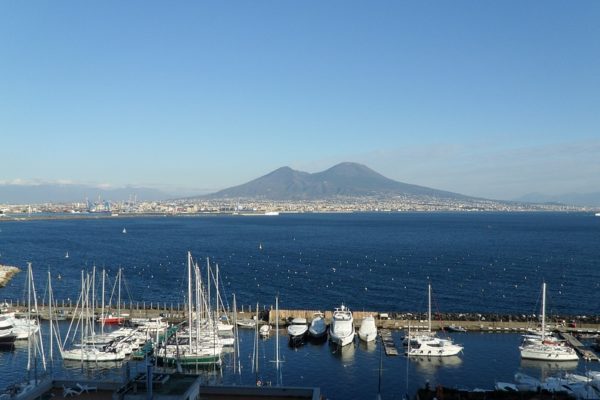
[259,324,271,338]
[287,318,308,345]
[329,304,355,347]
[358,315,377,342]
[308,312,327,339]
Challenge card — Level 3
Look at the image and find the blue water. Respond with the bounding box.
[1,213,599,314]
[1,212,600,397]
[1,323,599,399]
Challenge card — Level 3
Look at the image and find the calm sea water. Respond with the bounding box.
[1,322,599,399]
[1,212,599,314]
[1,212,600,397]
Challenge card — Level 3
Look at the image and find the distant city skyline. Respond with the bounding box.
[1,1,599,200]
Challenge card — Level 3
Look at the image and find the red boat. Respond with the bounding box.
[99,314,124,325]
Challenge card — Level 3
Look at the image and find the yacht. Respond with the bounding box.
[405,284,464,357]
[329,304,355,347]
[287,317,308,345]
[519,283,578,361]
[0,315,16,346]
[407,336,464,357]
[308,312,327,339]
[358,315,377,342]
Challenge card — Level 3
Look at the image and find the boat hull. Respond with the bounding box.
[329,331,355,347]
[519,345,579,361]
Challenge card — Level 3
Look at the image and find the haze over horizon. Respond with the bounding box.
[1,1,599,201]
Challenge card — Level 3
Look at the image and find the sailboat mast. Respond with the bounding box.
[195,263,201,352]
[216,264,219,323]
[91,265,96,335]
[541,282,546,341]
[206,258,211,323]
[187,252,193,354]
[275,295,280,384]
[48,270,53,361]
[232,293,238,375]
[27,263,32,372]
[30,265,46,371]
[101,269,105,336]
[428,283,432,333]
[117,268,121,319]
[255,301,259,378]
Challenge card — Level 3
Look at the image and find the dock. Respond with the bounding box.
[379,329,399,356]
[558,331,600,361]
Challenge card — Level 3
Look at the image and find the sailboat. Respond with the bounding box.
[98,268,125,325]
[519,283,578,361]
[156,252,223,366]
[65,251,69,259]
[60,270,127,362]
[122,227,127,234]
[1,263,51,400]
[406,284,463,357]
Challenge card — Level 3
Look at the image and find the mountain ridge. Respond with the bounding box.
[203,162,473,201]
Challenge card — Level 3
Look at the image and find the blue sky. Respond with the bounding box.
[1,1,598,199]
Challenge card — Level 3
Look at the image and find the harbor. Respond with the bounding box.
[3,300,600,337]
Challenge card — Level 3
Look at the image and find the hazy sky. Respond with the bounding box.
[1,1,598,200]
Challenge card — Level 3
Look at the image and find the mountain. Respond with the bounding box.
[515,192,600,207]
[0,184,171,204]
[204,162,472,200]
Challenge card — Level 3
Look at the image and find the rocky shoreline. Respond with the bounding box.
[0,265,20,287]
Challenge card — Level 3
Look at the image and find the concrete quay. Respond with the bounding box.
[4,301,600,337]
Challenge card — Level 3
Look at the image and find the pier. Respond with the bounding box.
[4,301,600,338]
[558,330,600,361]
[379,329,399,356]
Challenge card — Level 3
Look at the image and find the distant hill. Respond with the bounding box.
[515,192,600,207]
[0,184,171,204]
[203,162,473,200]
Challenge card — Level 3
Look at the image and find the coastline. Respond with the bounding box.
[0,265,20,287]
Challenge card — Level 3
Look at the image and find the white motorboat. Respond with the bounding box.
[358,315,377,342]
[447,325,467,333]
[236,319,256,328]
[1,314,39,340]
[519,283,578,361]
[308,312,327,339]
[407,336,463,357]
[287,318,308,345]
[0,315,16,346]
[259,324,271,338]
[329,304,355,347]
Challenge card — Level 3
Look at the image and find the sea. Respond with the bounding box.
[0,212,599,398]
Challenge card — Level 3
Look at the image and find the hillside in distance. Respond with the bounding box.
[204,162,473,201]
[0,183,171,204]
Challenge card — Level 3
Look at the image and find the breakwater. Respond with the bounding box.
[3,300,599,333]
[0,265,20,287]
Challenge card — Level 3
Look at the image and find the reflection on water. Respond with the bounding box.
[330,342,356,362]
[520,359,579,371]
[358,340,377,353]
[409,355,463,375]
[520,358,580,381]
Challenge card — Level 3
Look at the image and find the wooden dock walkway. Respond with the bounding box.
[558,331,599,362]
[379,329,399,356]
